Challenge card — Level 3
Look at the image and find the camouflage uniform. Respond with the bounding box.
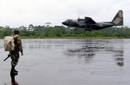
[9,35,23,67]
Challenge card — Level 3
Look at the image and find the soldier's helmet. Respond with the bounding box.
[13,30,20,35]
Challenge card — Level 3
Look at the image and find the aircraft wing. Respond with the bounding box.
[85,17,96,24]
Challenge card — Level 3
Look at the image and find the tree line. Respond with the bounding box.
[0,24,130,38]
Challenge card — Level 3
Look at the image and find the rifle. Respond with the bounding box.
[3,55,11,61]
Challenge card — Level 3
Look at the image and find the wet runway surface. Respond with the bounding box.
[0,39,130,85]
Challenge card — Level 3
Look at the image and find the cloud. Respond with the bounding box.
[0,0,129,27]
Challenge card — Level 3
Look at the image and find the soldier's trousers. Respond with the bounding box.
[9,51,19,67]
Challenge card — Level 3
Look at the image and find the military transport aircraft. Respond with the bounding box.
[62,10,123,31]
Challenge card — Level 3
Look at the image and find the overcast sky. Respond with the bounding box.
[0,0,129,27]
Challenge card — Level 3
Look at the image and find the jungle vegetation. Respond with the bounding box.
[0,24,130,39]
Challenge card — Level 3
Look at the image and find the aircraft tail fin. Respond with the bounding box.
[112,10,123,26]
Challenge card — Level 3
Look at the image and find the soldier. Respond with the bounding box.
[9,30,23,74]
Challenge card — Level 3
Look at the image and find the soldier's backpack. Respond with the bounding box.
[4,36,15,51]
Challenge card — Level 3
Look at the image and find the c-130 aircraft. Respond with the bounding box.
[62,10,123,31]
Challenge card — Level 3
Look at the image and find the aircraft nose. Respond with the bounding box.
[62,21,66,25]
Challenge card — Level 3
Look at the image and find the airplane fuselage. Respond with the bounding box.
[62,19,114,31]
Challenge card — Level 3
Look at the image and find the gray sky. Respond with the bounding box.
[0,0,129,27]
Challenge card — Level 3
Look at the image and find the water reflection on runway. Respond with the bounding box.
[65,39,124,67]
[0,39,129,85]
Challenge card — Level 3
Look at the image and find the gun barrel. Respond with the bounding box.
[3,55,10,61]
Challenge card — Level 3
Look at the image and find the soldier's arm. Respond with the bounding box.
[19,39,23,55]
